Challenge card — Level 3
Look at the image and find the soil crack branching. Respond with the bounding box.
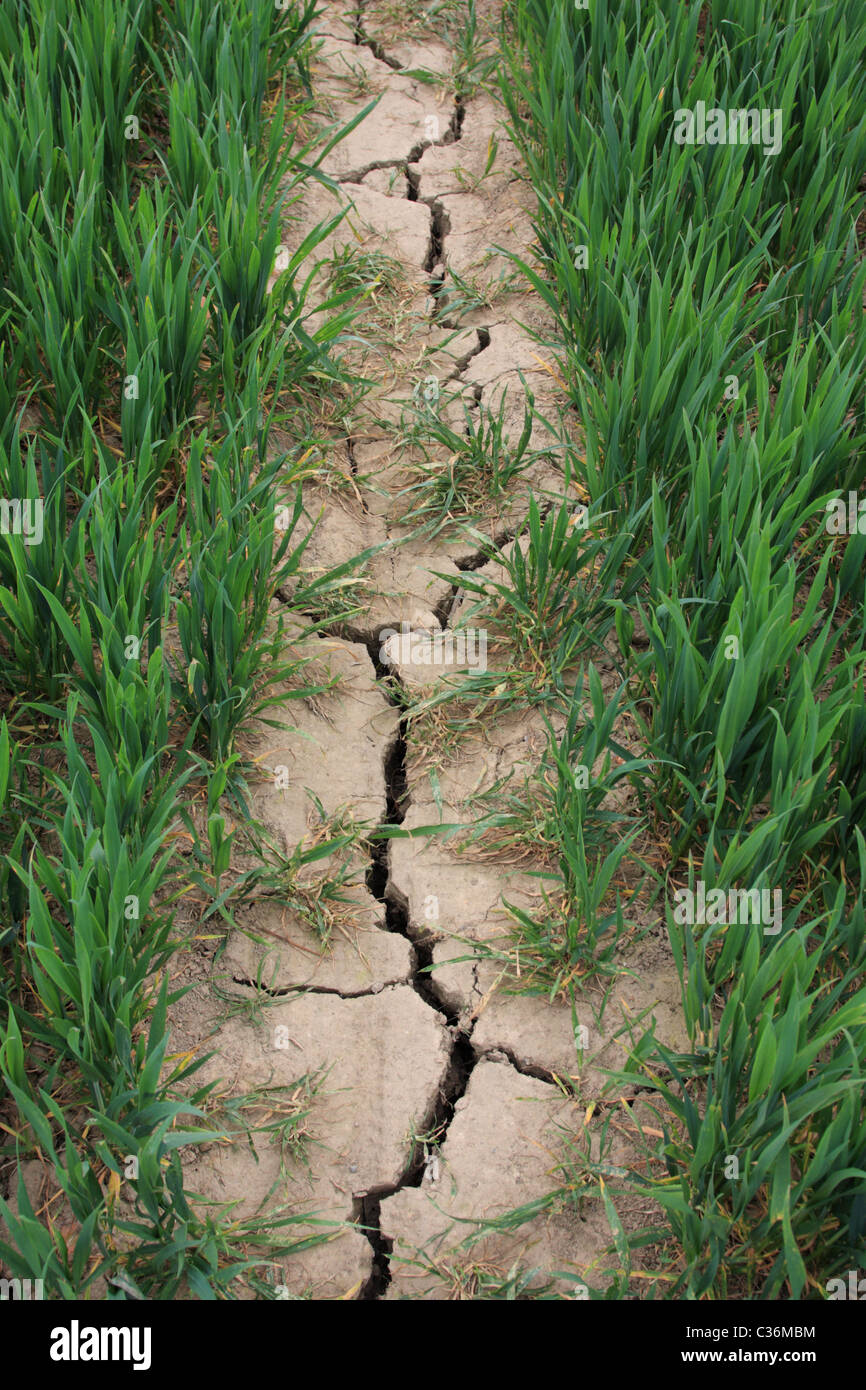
[353,0,401,71]
[346,436,370,514]
[362,637,446,1016]
[356,1030,478,1299]
[356,633,481,1296]
[475,1045,575,1091]
[228,974,401,1001]
[356,1194,391,1297]
[439,325,491,379]
[423,197,449,276]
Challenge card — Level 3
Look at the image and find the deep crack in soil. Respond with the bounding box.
[355,1031,478,1299]
[357,633,479,1296]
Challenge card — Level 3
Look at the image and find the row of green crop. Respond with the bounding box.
[500,0,866,1296]
[0,0,363,1298]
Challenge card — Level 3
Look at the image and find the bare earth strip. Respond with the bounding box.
[169,0,685,1299]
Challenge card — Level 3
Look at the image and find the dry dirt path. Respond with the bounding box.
[169,0,686,1299]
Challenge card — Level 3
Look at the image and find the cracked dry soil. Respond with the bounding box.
[166,0,686,1299]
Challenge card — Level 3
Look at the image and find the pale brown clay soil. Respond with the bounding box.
[166,0,686,1299]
